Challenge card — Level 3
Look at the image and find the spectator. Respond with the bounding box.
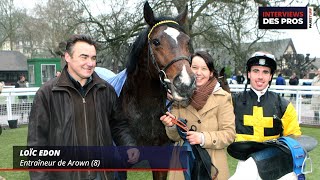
[27,34,139,179]
[289,72,299,100]
[236,71,245,84]
[311,68,320,121]
[15,74,28,103]
[55,70,61,77]
[229,74,237,84]
[275,73,286,97]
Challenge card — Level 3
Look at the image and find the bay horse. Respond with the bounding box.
[117,2,195,179]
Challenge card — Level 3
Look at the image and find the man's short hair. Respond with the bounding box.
[65,34,97,56]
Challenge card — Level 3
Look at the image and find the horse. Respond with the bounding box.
[115,2,195,180]
[94,2,233,179]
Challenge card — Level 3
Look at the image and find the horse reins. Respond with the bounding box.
[147,20,191,94]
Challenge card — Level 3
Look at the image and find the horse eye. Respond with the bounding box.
[152,39,160,46]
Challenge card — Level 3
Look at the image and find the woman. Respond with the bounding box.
[160,51,236,180]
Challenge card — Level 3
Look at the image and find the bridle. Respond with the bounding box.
[147,20,191,92]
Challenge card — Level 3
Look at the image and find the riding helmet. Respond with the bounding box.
[246,51,277,75]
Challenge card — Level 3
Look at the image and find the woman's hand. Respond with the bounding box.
[160,112,175,127]
[186,131,202,145]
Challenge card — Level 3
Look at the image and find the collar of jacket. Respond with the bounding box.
[186,88,226,116]
[53,66,107,91]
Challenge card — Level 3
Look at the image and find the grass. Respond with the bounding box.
[0,125,319,180]
[0,124,28,179]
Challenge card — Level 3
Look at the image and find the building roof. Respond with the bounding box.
[251,38,296,59]
[0,50,27,71]
[207,38,296,70]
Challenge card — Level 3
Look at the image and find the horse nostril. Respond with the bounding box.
[173,74,196,97]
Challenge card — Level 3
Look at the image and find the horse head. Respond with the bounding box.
[143,2,196,104]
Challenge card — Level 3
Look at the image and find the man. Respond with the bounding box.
[236,71,245,84]
[55,70,61,77]
[15,74,28,102]
[289,72,299,99]
[276,73,286,86]
[311,68,320,121]
[275,73,286,97]
[27,34,139,180]
[230,51,301,179]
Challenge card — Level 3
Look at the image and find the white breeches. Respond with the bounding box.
[229,158,297,180]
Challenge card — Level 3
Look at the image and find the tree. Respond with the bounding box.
[5,0,306,73]
[30,0,85,57]
[0,0,26,50]
[309,0,320,33]
[73,0,145,72]
[283,53,316,78]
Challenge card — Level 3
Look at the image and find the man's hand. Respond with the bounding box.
[127,148,140,164]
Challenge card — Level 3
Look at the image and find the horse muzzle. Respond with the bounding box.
[171,73,196,102]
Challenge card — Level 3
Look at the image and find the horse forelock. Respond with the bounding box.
[155,16,186,33]
[126,16,186,75]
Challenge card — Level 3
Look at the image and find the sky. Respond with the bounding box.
[13,0,320,57]
[281,27,320,57]
[275,0,320,57]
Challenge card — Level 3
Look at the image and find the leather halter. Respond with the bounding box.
[147,20,191,91]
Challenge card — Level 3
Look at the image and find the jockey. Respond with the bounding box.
[230,51,302,179]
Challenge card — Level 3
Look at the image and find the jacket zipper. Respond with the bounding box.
[82,97,92,179]
[82,98,89,146]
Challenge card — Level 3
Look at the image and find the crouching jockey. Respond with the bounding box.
[230,51,314,179]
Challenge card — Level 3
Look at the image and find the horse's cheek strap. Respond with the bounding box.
[162,56,190,72]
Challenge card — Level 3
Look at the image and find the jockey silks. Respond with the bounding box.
[232,89,301,142]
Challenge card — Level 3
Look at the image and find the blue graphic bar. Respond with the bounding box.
[13,146,189,170]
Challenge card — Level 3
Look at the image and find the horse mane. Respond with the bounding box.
[126,16,186,75]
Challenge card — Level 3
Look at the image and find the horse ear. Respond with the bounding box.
[144,1,155,26]
[220,67,226,76]
[175,5,188,25]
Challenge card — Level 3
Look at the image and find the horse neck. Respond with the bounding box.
[124,56,167,106]
[127,69,166,97]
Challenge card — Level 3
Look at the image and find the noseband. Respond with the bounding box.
[147,20,191,91]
